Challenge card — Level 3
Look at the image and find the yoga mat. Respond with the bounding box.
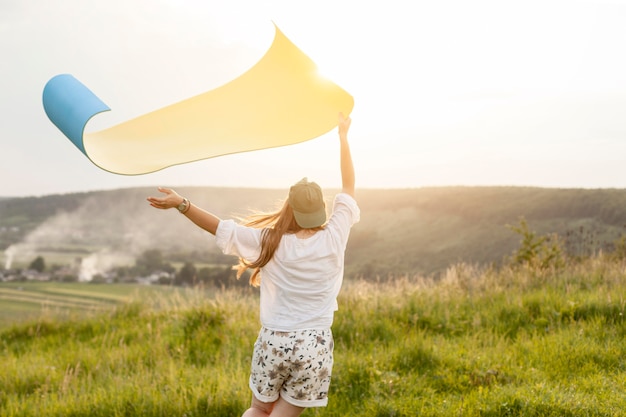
[42,24,354,175]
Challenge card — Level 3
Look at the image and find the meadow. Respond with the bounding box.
[2,255,626,416]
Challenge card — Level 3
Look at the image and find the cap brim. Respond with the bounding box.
[293,209,327,228]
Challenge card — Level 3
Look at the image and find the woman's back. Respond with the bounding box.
[216,193,360,331]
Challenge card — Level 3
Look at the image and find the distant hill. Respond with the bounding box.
[2,186,626,278]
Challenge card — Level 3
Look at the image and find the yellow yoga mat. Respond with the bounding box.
[42,24,354,175]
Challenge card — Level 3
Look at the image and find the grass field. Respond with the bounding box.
[2,258,626,416]
[0,282,205,329]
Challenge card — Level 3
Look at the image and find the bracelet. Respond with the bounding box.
[182,199,191,214]
[177,197,190,214]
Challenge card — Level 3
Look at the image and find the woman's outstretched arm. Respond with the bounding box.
[338,113,355,197]
[147,187,221,235]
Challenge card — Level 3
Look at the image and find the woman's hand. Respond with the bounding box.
[147,187,220,234]
[338,112,351,139]
[147,187,184,210]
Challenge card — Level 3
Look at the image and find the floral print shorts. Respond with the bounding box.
[249,327,334,407]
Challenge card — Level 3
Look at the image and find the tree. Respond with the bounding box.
[29,256,45,273]
[176,261,197,286]
[197,266,240,288]
[134,249,174,277]
[508,217,564,270]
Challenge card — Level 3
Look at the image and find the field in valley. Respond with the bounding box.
[0,283,177,328]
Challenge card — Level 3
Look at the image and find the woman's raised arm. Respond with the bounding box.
[338,113,355,197]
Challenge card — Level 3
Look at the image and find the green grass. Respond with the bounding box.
[2,258,626,416]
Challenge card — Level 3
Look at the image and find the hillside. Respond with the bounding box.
[2,186,626,278]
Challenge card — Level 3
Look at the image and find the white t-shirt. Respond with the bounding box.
[215,193,360,331]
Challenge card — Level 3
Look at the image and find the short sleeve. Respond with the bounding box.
[215,219,262,262]
[331,193,360,226]
[325,193,360,250]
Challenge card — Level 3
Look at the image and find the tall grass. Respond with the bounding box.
[2,257,626,416]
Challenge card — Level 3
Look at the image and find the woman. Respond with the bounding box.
[147,113,359,417]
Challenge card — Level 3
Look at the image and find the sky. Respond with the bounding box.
[2,0,626,197]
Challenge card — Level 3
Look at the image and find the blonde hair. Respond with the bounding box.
[235,199,323,286]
